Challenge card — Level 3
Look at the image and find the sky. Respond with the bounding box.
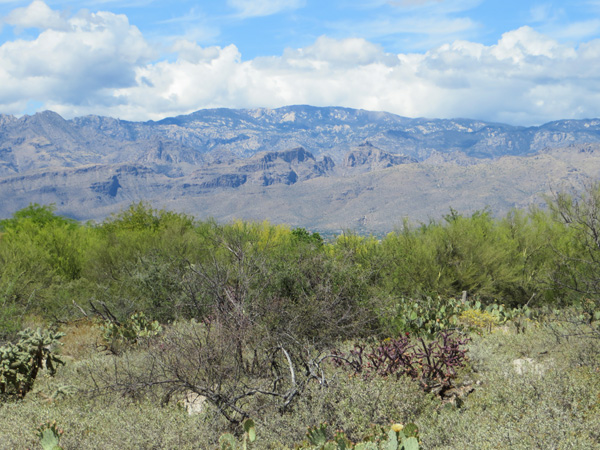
[0,1,599,125]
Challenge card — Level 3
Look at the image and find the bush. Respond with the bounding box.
[332,331,470,397]
[100,312,162,355]
[379,209,552,306]
[0,328,65,400]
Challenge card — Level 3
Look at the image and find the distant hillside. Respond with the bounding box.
[1,106,600,231]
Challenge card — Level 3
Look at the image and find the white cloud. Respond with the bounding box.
[227,0,304,18]
[0,4,154,113]
[283,36,399,67]
[4,0,69,30]
[491,26,568,61]
[98,26,599,125]
[1,3,600,126]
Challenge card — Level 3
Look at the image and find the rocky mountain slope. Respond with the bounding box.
[1,106,600,232]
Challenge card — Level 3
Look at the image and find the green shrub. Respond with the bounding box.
[100,312,162,354]
[379,208,553,306]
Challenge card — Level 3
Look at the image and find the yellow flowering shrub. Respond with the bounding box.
[459,309,499,333]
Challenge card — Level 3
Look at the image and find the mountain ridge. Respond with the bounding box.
[1,105,600,232]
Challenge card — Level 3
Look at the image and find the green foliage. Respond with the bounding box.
[306,423,328,447]
[0,203,83,281]
[0,204,91,335]
[0,204,76,231]
[100,201,195,234]
[219,419,256,450]
[81,203,199,323]
[383,294,535,338]
[0,328,65,399]
[0,200,577,336]
[384,296,467,337]
[3,196,600,447]
[292,227,324,248]
[37,420,64,450]
[300,422,420,450]
[100,312,162,353]
[379,208,552,306]
[217,420,421,450]
[545,181,600,314]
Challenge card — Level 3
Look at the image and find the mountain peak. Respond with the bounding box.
[29,110,66,122]
[2,105,600,231]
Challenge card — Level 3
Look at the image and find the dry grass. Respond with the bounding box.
[58,319,103,360]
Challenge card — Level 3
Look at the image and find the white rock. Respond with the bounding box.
[512,358,546,376]
[181,391,207,415]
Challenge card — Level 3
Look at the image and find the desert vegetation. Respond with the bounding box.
[1,184,600,448]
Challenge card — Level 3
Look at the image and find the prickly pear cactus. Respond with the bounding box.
[397,423,420,450]
[37,420,64,450]
[0,328,65,399]
[216,421,420,450]
[242,418,256,449]
[101,312,162,353]
[299,423,420,450]
[219,433,237,450]
[218,418,257,450]
[306,423,329,447]
[354,443,379,450]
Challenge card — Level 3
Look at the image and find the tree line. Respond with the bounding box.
[0,183,599,339]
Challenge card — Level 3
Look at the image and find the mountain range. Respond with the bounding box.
[1,105,600,233]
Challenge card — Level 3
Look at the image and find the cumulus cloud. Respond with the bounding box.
[5,0,68,31]
[103,26,600,125]
[227,0,304,18]
[1,2,600,126]
[0,3,154,114]
[283,36,399,67]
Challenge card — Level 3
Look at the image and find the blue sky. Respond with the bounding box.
[0,0,599,124]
